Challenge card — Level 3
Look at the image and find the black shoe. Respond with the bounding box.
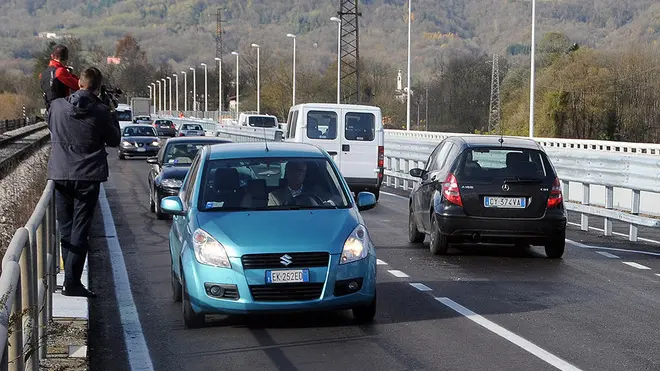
[62,285,97,298]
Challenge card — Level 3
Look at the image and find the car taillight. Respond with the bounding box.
[442,173,462,207]
[377,146,384,168]
[547,177,563,208]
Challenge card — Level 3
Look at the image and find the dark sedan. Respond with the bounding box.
[146,136,232,219]
[407,135,567,258]
[118,125,162,159]
[153,119,177,137]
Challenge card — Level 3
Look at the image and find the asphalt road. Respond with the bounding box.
[86,150,660,371]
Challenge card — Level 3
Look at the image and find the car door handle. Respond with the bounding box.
[342,144,350,152]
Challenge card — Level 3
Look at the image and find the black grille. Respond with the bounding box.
[241,252,330,269]
[249,283,324,302]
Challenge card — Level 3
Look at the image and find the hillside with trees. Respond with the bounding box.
[0,0,659,142]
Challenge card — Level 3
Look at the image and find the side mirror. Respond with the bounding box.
[146,157,159,164]
[409,168,426,178]
[356,191,377,211]
[160,196,186,216]
[274,130,283,142]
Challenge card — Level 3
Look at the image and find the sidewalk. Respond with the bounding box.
[51,255,89,359]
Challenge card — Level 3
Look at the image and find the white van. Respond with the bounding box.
[238,112,278,128]
[284,103,384,199]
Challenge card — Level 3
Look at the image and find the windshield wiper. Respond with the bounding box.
[202,206,251,212]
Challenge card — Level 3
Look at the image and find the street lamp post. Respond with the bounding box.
[173,74,179,112]
[406,0,412,131]
[147,85,152,113]
[529,0,536,138]
[215,57,222,113]
[157,81,162,113]
[330,17,341,104]
[167,76,172,112]
[231,51,239,120]
[161,78,166,114]
[286,34,296,106]
[151,83,156,113]
[190,67,197,112]
[201,63,208,112]
[251,43,260,113]
[181,71,187,112]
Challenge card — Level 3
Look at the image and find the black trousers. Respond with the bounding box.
[54,180,101,289]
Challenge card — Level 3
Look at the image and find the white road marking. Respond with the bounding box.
[409,283,432,292]
[376,259,388,265]
[436,297,583,371]
[566,239,660,257]
[622,262,652,270]
[99,185,155,371]
[655,274,660,277]
[567,222,660,245]
[388,270,409,278]
[595,251,620,259]
[381,191,409,201]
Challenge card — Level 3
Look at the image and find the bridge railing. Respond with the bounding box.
[0,180,58,371]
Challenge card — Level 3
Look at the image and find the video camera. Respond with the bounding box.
[100,85,123,108]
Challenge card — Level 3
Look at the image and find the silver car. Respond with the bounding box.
[177,123,205,137]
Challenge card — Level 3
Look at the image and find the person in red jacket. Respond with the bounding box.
[40,44,80,110]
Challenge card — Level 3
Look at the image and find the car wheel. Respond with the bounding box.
[428,213,449,255]
[149,189,155,213]
[171,269,182,302]
[182,273,205,328]
[408,207,425,243]
[118,151,125,160]
[155,190,167,220]
[544,235,565,259]
[352,291,376,324]
[370,187,380,201]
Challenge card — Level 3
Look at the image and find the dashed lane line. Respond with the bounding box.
[436,297,583,371]
[595,251,620,259]
[409,283,432,292]
[388,270,410,278]
[376,259,388,265]
[99,184,155,371]
[622,262,652,270]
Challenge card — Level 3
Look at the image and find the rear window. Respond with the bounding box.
[248,116,277,128]
[455,148,551,181]
[182,124,203,130]
[345,112,375,141]
[306,111,337,140]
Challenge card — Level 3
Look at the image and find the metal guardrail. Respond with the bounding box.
[0,180,58,371]
[0,118,40,136]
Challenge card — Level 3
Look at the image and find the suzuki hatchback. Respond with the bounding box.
[160,142,378,328]
[408,136,567,258]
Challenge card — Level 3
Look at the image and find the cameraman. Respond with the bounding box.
[39,44,80,110]
[47,67,121,297]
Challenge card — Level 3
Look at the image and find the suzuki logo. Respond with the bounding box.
[280,254,293,266]
[502,183,510,191]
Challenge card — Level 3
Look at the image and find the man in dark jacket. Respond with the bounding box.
[39,44,80,110]
[47,67,121,297]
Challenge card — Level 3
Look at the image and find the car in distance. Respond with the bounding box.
[159,142,378,328]
[153,119,177,137]
[177,122,205,137]
[147,137,232,219]
[118,124,162,160]
[133,115,153,125]
[407,136,567,258]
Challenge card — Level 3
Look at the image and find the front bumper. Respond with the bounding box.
[181,250,377,315]
[120,145,160,156]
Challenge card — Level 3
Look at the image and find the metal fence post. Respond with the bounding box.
[36,219,46,360]
[630,190,640,242]
[19,244,32,371]
[580,183,590,231]
[8,274,23,371]
[604,186,613,236]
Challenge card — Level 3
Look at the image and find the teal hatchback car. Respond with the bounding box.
[160,142,378,328]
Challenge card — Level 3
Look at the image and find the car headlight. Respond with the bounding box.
[121,140,132,146]
[151,140,161,146]
[161,178,183,188]
[340,224,370,264]
[192,229,231,268]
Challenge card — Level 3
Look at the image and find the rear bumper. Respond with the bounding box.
[157,129,176,136]
[436,212,566,243]
[345,176,381,191]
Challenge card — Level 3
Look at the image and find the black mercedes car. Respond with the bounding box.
[407,135,567,258]
[118,124,162,159]
[153,119,177,137]
[147,136,232,219]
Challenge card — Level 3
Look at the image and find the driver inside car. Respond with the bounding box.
[268,160,332,206]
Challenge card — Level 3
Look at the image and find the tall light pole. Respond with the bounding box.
[157,81,162,113]
[161,78,166,113]
[173,74,179,112]
[181,71,187,112]
[529,0,536,138]
[215,57,222,113]
[201,63,208,112]
[151,83,156,113]
[231,51,239,120]
[406,0,412,131]
[190,67,197,111]
[147,85,152,113]
[251,43,260,113]
[167,76,172,112]
[330,17,341,104]
[286,34,296,106]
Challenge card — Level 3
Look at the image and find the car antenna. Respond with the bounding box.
[263,122,269,152]
[498,120,504,146]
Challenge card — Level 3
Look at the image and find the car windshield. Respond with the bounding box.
[163,143,207,166]
[248,116,277,128]
[116,111,132,121]
[123,126,157,137]
[182,124,203,130]
[455,147,551,181]
[197,157,351,211]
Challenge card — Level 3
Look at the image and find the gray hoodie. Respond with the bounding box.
[47,89,121,181]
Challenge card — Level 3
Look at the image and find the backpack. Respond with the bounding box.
[40,65,68,109]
